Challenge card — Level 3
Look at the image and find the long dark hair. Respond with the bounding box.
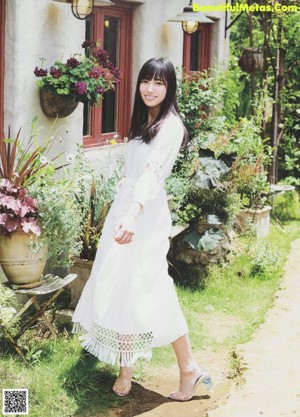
[128,57,188,147]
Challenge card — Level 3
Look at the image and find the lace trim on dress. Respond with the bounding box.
[73,322,153,367]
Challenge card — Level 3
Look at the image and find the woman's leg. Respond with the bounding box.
[170,334,206,401]
[112,366,133,396]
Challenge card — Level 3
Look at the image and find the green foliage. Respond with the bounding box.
[209,115,271,208]
[188,186,239,224]
[176,66,229,146]
[171,66,245,224]
[0,286,20,339]
[185,228,224,251]
[229,2,300,183]
[165,175,199,224]
[192,157,230,189]
[28,165,83,269]
[273,190,300,221]
[250,242,281,277]
[74,145,123,260]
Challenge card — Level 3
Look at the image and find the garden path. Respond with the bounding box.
[98,238,300,417]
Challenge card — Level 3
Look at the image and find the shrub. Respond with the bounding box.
[273,190,300,221]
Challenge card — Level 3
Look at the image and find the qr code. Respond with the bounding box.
[2,389,28,415]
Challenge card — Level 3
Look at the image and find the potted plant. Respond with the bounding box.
[0,118,83,287]
[210,117,272,237]
[34,40,120,118]
[69,149,123,307]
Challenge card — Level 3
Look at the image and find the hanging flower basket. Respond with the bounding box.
[238,48,263,73]
[39,89,79,118]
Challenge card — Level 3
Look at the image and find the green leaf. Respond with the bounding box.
[184,230,202,249]
[199,229,224,251]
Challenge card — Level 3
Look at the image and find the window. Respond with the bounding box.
[183,25,212,73]
[0,0,5,138]
[83,4,133,148]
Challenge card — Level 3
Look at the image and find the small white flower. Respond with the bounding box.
[113,133,119,140]
[296,109,300,115]
[123,137,128,143]
[40,156,48,164]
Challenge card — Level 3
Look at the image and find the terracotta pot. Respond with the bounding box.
[0,230,47,288]
[39,89,79,118]
[238,48,263,73]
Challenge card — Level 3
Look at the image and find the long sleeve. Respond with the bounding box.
[132,113,184,208]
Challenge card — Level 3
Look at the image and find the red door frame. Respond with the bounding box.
[0,0,5,138]
[83,3,133,148]
[183,24,212,73]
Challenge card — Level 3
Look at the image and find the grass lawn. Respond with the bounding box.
[1,221,299,417]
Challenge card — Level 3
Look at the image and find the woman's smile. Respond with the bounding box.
[140,78,167,110]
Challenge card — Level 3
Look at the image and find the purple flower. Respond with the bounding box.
[93,49,110,66]
[75,81,87,95]
[50,67,63,78]
[111,67,120,81]
[34,67,48,77]
[82,41,96,49]
[66,58,80,68]
[96,86,106,94]
[89,67,102,78]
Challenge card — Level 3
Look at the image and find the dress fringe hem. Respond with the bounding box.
[72,322,152,367]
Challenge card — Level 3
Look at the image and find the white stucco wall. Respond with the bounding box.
[3,0,229,173]
[4,0,85,161]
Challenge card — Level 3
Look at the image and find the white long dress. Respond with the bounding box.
[72,112,188,367]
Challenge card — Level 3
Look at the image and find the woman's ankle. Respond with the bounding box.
[119,366,134,378]
[179,364,202,375]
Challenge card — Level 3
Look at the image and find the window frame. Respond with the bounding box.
[182,24,212,73]
[83,3,133,148]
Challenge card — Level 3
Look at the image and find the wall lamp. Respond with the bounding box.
[168,0,213,35]
[52,0,114,20]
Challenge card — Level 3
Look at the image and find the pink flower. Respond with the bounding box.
[4,217,18,233]
[0,195,20,212]
[21,218,41,236]
[0,213,8,224]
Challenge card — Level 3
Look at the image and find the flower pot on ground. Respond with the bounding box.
[39,89,79,118]
[0,120,83,282]
[0,230,47,288]
[69,257,93,308]
[236,205,272,238]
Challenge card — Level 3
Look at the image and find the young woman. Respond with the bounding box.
[72,57,212,401]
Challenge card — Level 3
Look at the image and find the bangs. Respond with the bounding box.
[139,60,168,84]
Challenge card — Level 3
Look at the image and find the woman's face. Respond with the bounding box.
[139,78,167,111]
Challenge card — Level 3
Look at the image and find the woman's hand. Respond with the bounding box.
[114,201,143,245]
